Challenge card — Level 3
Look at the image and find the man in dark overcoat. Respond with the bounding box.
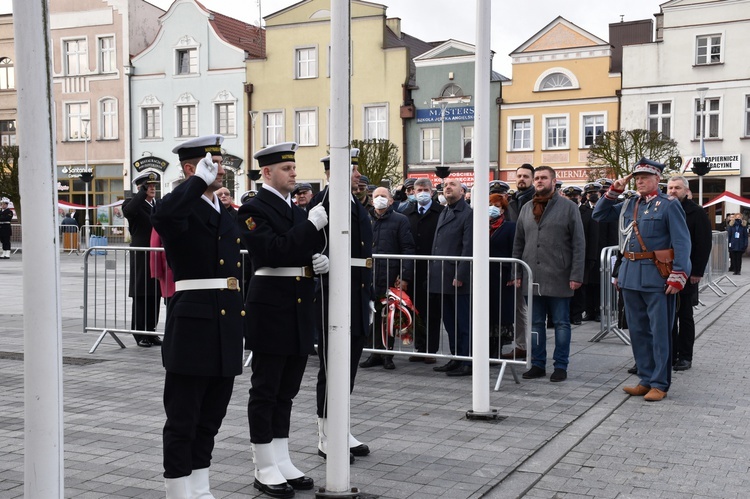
[152,134,245,497]
[239,142,328,497]
[122,171,163,346]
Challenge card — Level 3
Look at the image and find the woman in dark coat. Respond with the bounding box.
[488,193,516,358]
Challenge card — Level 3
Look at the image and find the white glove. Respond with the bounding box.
[194,152,218,185]
[368,300,376,325]
[312,253,329,274]
[308,204,328,231]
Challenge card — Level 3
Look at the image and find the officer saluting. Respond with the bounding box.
[239,142,329,498]
[152,134,245,497]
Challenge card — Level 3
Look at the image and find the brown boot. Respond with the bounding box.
[644,388,667,402]
[623,384,650,396]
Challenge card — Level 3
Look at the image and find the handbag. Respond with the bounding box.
[632,200,674,279]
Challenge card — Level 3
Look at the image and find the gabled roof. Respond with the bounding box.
[384,26,434,87]
[195,0,265,58]
[511,16,609,55]
[414,39,488,62]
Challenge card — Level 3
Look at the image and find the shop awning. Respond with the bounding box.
[702,191,750,209]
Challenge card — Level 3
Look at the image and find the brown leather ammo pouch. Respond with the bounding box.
[652,249,674,279]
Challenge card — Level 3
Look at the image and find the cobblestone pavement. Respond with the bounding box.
[0,253,748,498]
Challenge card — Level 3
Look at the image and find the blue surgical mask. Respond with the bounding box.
[407,194,417,202]
[488,206,501,219]
[416,192,431,206]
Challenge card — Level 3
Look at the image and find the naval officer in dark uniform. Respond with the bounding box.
[152,134,245,498]
[593,158,691,402]
[308,150,373,461]
[239,142,329,497]
[122,171,163,347]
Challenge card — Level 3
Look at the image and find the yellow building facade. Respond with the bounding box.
[499,17,621,188]
[247,0,426,190]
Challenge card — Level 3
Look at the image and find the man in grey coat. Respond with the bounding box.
[429,178,474,377]
[512,166,584,382]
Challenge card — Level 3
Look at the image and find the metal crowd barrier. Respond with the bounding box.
[79,224,130,250]
[590,246,630,345]
[700,231,736,296]
[9,223,21,254]
[60,225,81,255]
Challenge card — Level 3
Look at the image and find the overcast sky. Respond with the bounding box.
[0,0,663,76]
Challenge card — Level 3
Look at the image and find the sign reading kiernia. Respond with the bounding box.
[416,106,475,123]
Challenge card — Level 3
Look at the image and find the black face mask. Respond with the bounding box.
[569,197,580,204]
[588,194,600,203]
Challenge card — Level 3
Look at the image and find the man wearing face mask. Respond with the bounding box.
[360,187,415,370]
[397,178,417,213]
[402,178,445,362]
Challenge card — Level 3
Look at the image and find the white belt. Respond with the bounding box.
[351,257,373,269]
[175,277,240,292]
[254,266,313,278]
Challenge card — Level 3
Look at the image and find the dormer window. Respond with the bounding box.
[540,73,572,90]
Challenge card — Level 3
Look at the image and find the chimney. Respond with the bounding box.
[386,17,401,39]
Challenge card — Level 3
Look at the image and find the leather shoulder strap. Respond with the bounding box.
[631,199,648,252]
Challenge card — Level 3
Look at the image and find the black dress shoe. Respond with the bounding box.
[149,336,163,346]
[253,479,294,498]
[673,359,692,371]
[318,448,355,464]
[571,319,582,326]
[350,443,370,456]
[627,364,638,374]
[359,354,383,368]
[433,359,461,372]
[382,357,395,370]
[286,475,314,490]
[136,339,152,348]
[446,365,472,377]
[522,366,546,379]
[550,368,567,382]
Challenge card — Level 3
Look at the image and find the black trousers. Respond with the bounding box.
[131,291,162,343]
[248,353,308,443]
[730,251,744,273]
[411,279,442,353]
[672,282,698,362]
[0,232,9,250]
[316,332,365,418]
[163,372,234,478]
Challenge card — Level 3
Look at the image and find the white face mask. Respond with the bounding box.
[438,194,447,205]
[488,206,501,219]
[416,192,431,206]
[373,196,389,210]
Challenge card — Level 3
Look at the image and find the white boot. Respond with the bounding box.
[348,432,370,456]
[252,442,286,485]
[317,417,327,455]
[271,438,304,480]
[164,476,191,499]
[2,250,8,259]
[187,468,214,499]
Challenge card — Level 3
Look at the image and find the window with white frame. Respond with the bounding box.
[100,98,117,139]
[745,96,750,137]
[695,97,720,139]
[696,34,722,65]
[263,112,284,146]
[545,115,568,149]
[215,103,236,136]
[65,39,87,76]
[142,107,161,139]
[296,47,317,79]
[296,109,317,146]
[177,105,197,138]
[66,102,90,140]
[0,58,14,90]
[0,120,16,146]
[98,36,116,73]
[540,73,572,90]
[421,128,440,162]
[364,105,387,140]
[647,101,672,138]
[176,48,198,75]
[462,126,473,160]
[582,114,605,147]
[510,118,532,150]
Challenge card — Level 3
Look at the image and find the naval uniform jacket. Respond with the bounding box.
[0,207,12,239]
[238,188,322,355]
[151,176,244,377]
[592,191,691,292]
[428,197,473,295]
[122,187,160,298]
[308,188,374,337]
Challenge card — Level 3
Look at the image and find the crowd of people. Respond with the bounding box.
[118,132,735,497]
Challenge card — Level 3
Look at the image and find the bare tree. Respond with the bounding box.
[0,145,20,220]
[351,139,401,187]
[587,129,681,181]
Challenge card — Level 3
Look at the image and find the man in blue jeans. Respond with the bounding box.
[512,166,585,382]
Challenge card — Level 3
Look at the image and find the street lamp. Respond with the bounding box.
[430,96,471,179]
[248,111,260,189]
[80,118,93,245]
[692,87,711,206]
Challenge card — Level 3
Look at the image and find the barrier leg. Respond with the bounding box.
[88,329,127,354]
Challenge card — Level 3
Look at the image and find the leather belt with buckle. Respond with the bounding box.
[174,277,240,292]
[254,266,313,278]
[623,251,655,261]
[351,257,373,269]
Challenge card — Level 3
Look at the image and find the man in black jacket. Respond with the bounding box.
[507,164,535,222]
[152,134,245,498]
[667,176,712,371]
[122,171,162,347]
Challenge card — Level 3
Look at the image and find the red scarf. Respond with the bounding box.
[532,191,555,223]
[490,213,505,236]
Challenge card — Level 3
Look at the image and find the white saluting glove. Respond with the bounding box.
[312,253,329,274]
[194,152,218,185]
[308,204,328,231]
[369,300,376,325]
